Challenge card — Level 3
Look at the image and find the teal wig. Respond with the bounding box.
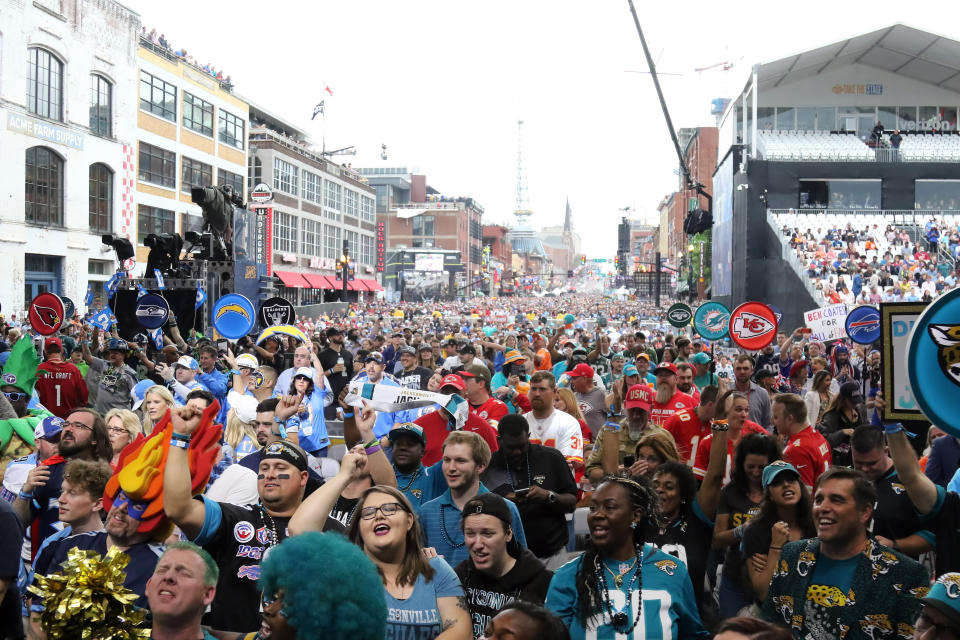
[258,532,387,640]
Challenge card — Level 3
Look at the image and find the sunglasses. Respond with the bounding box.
[3,392,26,402]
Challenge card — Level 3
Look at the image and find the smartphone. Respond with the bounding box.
[800,328,813,335]
[514,488,531,497]
[623,455,636,468]
[217,340,228,352]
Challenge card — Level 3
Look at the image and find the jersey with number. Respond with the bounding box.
[781,425,832,488]
[523,410,584,465]
[545,543,709,640]
[662,408,710,466]
[470,396,509,429]
[34,360,88,418]
[649,391,696,429]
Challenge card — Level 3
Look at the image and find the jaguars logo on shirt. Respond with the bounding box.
[654,559,677,576]
[797,550,816,577]
[858,614,892,640]
[773,595,794,622]
[805,584,855,607]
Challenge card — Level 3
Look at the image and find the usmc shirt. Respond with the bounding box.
[649,391,696,429]
[193,497,344,632]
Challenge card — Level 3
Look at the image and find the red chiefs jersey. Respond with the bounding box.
[649,390,696,428]
[35,359,88,418]
[781,425,832,488]
[692,421,768,482]
[469,396,509,428]
[416,410,500,466]
[663,408,709,466]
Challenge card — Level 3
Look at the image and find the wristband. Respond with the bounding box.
[342,412,354,419]
[365,444,382,455]
[169,438,190,449]
[230,369,241,375]
[172,432,192,442]
[364,439,379,449]
[769,545,783,551]
[733,525,744,541]
[893,539,900,551]
[711,421,729,432]
[603,420,621,432]
[18,489,34,501]
[883,422,917,438]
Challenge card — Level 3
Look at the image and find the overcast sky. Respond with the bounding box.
[125,0,958,256]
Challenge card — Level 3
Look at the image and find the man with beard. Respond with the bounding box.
[482,415,577,569]
[755,342,780,376]
[12,408,113,559]
[762,468,928,638]
[318,326,354,417]
[585,384,671,482]
[163,405,344,633]
[732,355,773,429]
[676,363,701,405]
[206,398,325,505]
[663,385,719,466]
[567,363,605,440]
[649,362,696,428]
[354,352,417,438]
[394,346,433,391]
[455,493,554,638]
[522,371,584,469]
[387,423,445,510]
[830,344,861,385]
[79,326,138,414]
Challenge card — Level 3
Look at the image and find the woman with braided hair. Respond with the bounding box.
[545,475,708,639]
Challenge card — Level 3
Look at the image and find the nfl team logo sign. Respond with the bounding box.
[694,301,730,340]
[845,305,881,345]
[233,521,255,543]
[728,302,778,350]
[666,303,692,328]
[256,527,271,545]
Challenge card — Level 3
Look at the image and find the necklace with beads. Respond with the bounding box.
[396,465,422,492]
[506,450,532,490]
[593,544,644,632]
[259,506,281,547]
[438,505,465,548]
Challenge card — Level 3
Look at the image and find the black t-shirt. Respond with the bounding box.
[646,500,713,614]
[755,353,780,375]
[923,487,960,575]
[318,347,354,397]
[330,495,360,528]
[197,499,345,632]
[481,444,578,557]
[395,366,433,391]
[0,499,23,639]
[717,484,761,582]
[872,467,929,554]
[30,459,66,559]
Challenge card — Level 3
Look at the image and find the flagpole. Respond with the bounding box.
[322,79,327,155]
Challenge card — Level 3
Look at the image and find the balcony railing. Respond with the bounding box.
[139,36,234,93]
[768,208,960,248]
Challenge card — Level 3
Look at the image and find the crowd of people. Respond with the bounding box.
[778,214,960,304]
[140,27,233,88]
[0,293,958,639]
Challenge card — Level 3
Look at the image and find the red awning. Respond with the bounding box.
[346,280,363,291]
[302,273,332,289]
[274,270,310,288]
[362,278,384,292]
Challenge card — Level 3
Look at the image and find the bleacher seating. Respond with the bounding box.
[757,131,875,161]
[899,133,960,161]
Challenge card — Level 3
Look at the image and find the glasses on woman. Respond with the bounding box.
[107,427,129,435]
[359,502,405,520]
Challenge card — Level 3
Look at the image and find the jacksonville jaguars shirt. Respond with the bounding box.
[545,544,709,640]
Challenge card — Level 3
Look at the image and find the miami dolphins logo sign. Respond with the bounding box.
[694,302,730,340]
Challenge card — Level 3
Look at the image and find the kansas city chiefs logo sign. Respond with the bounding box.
[732,312,774,339]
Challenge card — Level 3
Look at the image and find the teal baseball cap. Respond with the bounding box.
[691,352,711,365]
[388,423,426,446]
[922,573,960,630]
[622,364,640,377]
[762,460,800,488]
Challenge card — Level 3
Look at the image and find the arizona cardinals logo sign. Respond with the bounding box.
[28,292,65,336]
[728,302,778,350]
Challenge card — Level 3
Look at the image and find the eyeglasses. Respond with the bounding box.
[359,502,405,520]
[62,420,93,432]
[3,392,26,402]
[107,427,129,435]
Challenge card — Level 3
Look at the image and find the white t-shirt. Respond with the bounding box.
[522,409,584,465]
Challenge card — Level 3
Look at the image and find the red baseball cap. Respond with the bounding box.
[567,363,595,378]
[624,384,653,411]
[44,337,63,353]
[440,374,466,391]
[653,362,678,376]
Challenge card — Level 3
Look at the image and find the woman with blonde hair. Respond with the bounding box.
[139,385,174,433]
[103,408,142,467]
[223,392,258,460]
[554,387,591,443]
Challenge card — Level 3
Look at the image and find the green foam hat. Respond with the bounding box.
[1,338,40,394]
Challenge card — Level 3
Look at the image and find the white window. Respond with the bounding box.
[302,171,322,204]
[345,230,359,259]
[273,158,298,195]
[324,181,341,220]
[301,217,322,256]
[273,210,297,253]
[361,195,375,222]
[344,189,358,218]
[324,224,342,259]
[360,234,374,267]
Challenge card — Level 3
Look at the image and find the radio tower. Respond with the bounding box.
[514,120,532,223]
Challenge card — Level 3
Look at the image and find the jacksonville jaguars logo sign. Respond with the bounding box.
[906,288,960,438]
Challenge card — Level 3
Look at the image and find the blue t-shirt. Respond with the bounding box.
[395,461,446,512]
[284,387,330,453]
[384,555,463,640]
[546,545,708,640]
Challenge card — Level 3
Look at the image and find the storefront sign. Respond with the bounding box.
[252,206,273,277]
[7,112,83,150]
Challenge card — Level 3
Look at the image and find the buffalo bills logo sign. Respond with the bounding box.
[845,305,881,345]
[28,293,65,336]
[729,302,778,350]
[233,521,255,543]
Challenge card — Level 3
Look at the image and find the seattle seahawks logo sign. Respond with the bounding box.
[258,297,294,329]
[134,294,170,329]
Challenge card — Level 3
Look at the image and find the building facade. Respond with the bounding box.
[133,37,249,281]
[0,0,140,315]
[247,105,378,304]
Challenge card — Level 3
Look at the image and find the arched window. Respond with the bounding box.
[27,48,63,121]
[90,75,112,136]
[89,163,113,233]
[25,147,64,226]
